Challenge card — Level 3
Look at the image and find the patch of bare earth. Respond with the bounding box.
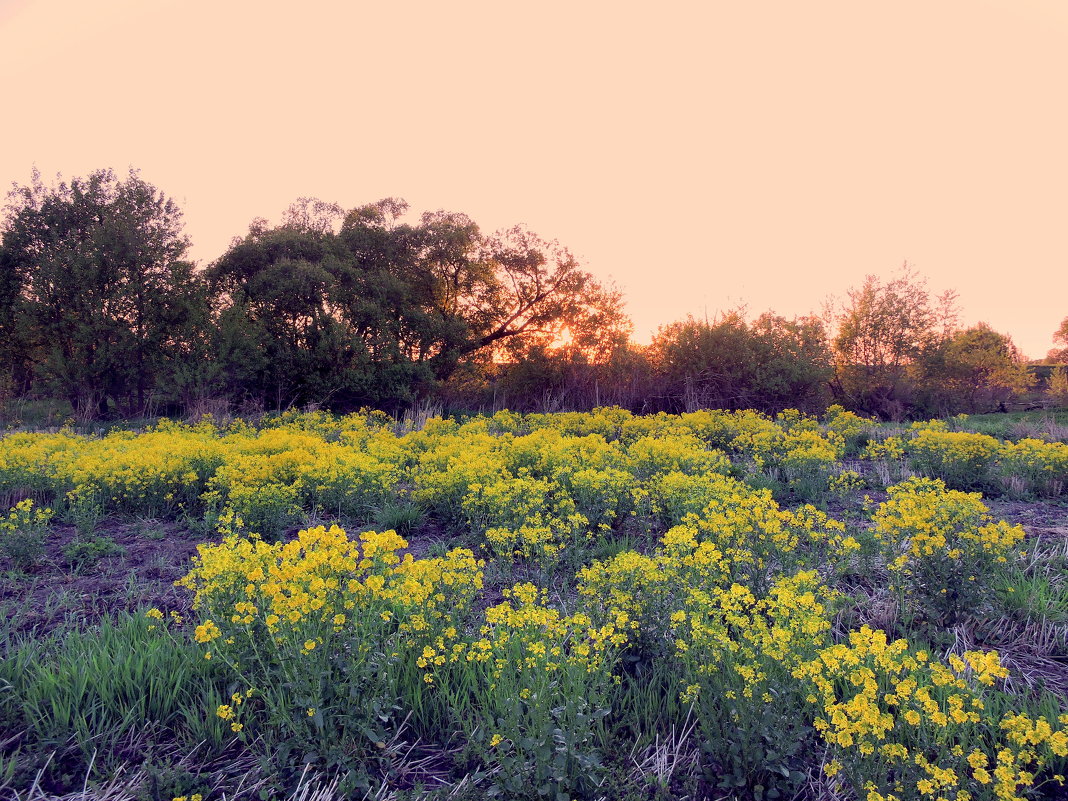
[0,519,217,636]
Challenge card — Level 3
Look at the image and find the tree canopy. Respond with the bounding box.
[0,167,1055,420]
[206,197,628,411]
[0,168,202,417]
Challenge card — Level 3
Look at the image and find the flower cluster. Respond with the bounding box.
[873,477,1024,625]
[796,626,1067,801]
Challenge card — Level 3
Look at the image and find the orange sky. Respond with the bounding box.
[2,0,1066,359]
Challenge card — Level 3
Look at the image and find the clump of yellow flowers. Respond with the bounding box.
[0,498,52,570]
[795,625,1068,801]
[176,523,484,762]
[873,477,1024,626]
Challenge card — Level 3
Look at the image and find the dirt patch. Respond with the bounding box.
[0,518,217,637]
[984,498,1068,540]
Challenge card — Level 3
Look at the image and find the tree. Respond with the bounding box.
[647,310,831,413]
[831,268,956,418]
[208,197,628,411]
[0,168,203,418]
[748,313,833,412]
[0,215,31,402]
[1047,366,1068,408]
[649,311,756,411]
[208,211,391,410]
[1046,317,1068,364]
[920,323,1034,414]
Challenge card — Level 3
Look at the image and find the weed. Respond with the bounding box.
[63,534,125,573]
[0,500,52,571]
[374,499,425,537]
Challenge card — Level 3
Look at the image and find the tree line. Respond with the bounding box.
[0,168,1063,421]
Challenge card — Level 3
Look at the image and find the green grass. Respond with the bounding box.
[3,612,231,787]
[963,409,1068,441]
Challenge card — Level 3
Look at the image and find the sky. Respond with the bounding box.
[1,0,1066,359]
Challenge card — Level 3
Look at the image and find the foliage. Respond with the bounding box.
[872,477,1024,628]
[649,310,832,414]
[831,268,948,418]
[0,407,1066,798]
[919,323,1035,415]
[797,626,1068,801]
[9,612,229,779]
[62,533,125,573]
[908,430,1002,490]
[0,167,1049,422]
[208,199,626,412]
[672,571,836,797]
[1046,316,1068,364]
[0,498,51,570]
[0,168,203,418]
[176,524,485,781]
[433,582,621,799]
[1048,366,1068,408]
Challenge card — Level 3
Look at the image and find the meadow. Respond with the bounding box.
[0,406,1066,801]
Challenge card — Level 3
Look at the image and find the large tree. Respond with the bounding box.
[208,197,628,411]
[0,169,203,418]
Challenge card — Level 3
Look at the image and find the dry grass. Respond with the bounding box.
[625,708,700,797]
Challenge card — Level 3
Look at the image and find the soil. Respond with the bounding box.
[986,497,1068,540]
[0,519,215,636]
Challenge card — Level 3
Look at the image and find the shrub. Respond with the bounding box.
[908,430,1000,491]
[796,626,1068,801]
[432,583,623,799]
[176,524,485,779]
[873,477,1024,627]
[996,438,1068,497]
[0,499,52,570]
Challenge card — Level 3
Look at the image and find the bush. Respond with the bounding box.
[176,524,484,781]
[0,499,52,571]
[908,430,1000,491]
[796,626,1068,801]
[873,477,1024,628]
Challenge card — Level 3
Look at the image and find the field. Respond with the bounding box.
[1,407,1067,801]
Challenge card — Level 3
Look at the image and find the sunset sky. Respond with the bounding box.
[1,0,1065,359]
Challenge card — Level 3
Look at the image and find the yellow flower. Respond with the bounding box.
[193,620,221,643]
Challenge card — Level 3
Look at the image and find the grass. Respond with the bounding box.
[12,614,230,771]
[996,541,1068,625]
[964,409,1068,442]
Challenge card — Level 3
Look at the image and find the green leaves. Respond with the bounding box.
[0,168,203,419]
